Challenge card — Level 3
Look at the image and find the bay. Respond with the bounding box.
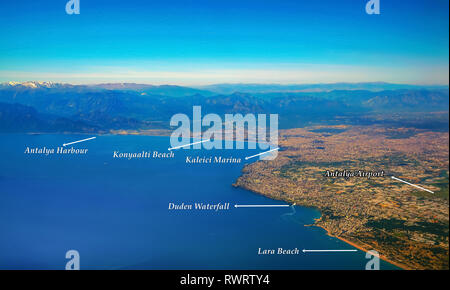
[0,134,398,270]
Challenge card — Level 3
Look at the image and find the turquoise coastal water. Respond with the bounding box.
[0,134,398,270]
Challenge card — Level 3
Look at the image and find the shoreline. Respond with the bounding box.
[22,131,413,269]
[235,183,411,270]
[313,224,410,270]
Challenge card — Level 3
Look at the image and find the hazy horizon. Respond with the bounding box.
[2,80,449,88]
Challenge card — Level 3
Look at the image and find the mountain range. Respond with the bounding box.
[0,81,448,133]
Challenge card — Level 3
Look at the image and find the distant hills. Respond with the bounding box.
[0,81,214,97]
[3,81,447,94]
[90,83,216,97]
[0,102,97,133]
[198,82,449,94]
[0,81,448,133]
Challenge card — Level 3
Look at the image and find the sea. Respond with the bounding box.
[0,134,398,270]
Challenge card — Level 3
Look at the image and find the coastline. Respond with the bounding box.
[234,179,411,270]
[23,131,413,269]
[313,224,410,270]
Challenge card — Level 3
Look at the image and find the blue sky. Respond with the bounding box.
[0,0,448,85]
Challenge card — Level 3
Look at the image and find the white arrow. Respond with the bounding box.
[302,249,357,253]
[391,176,434,194]
[63,137,96,147]
[168,139,210,151]
[234,204,290,208]
[245,147,280,160]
